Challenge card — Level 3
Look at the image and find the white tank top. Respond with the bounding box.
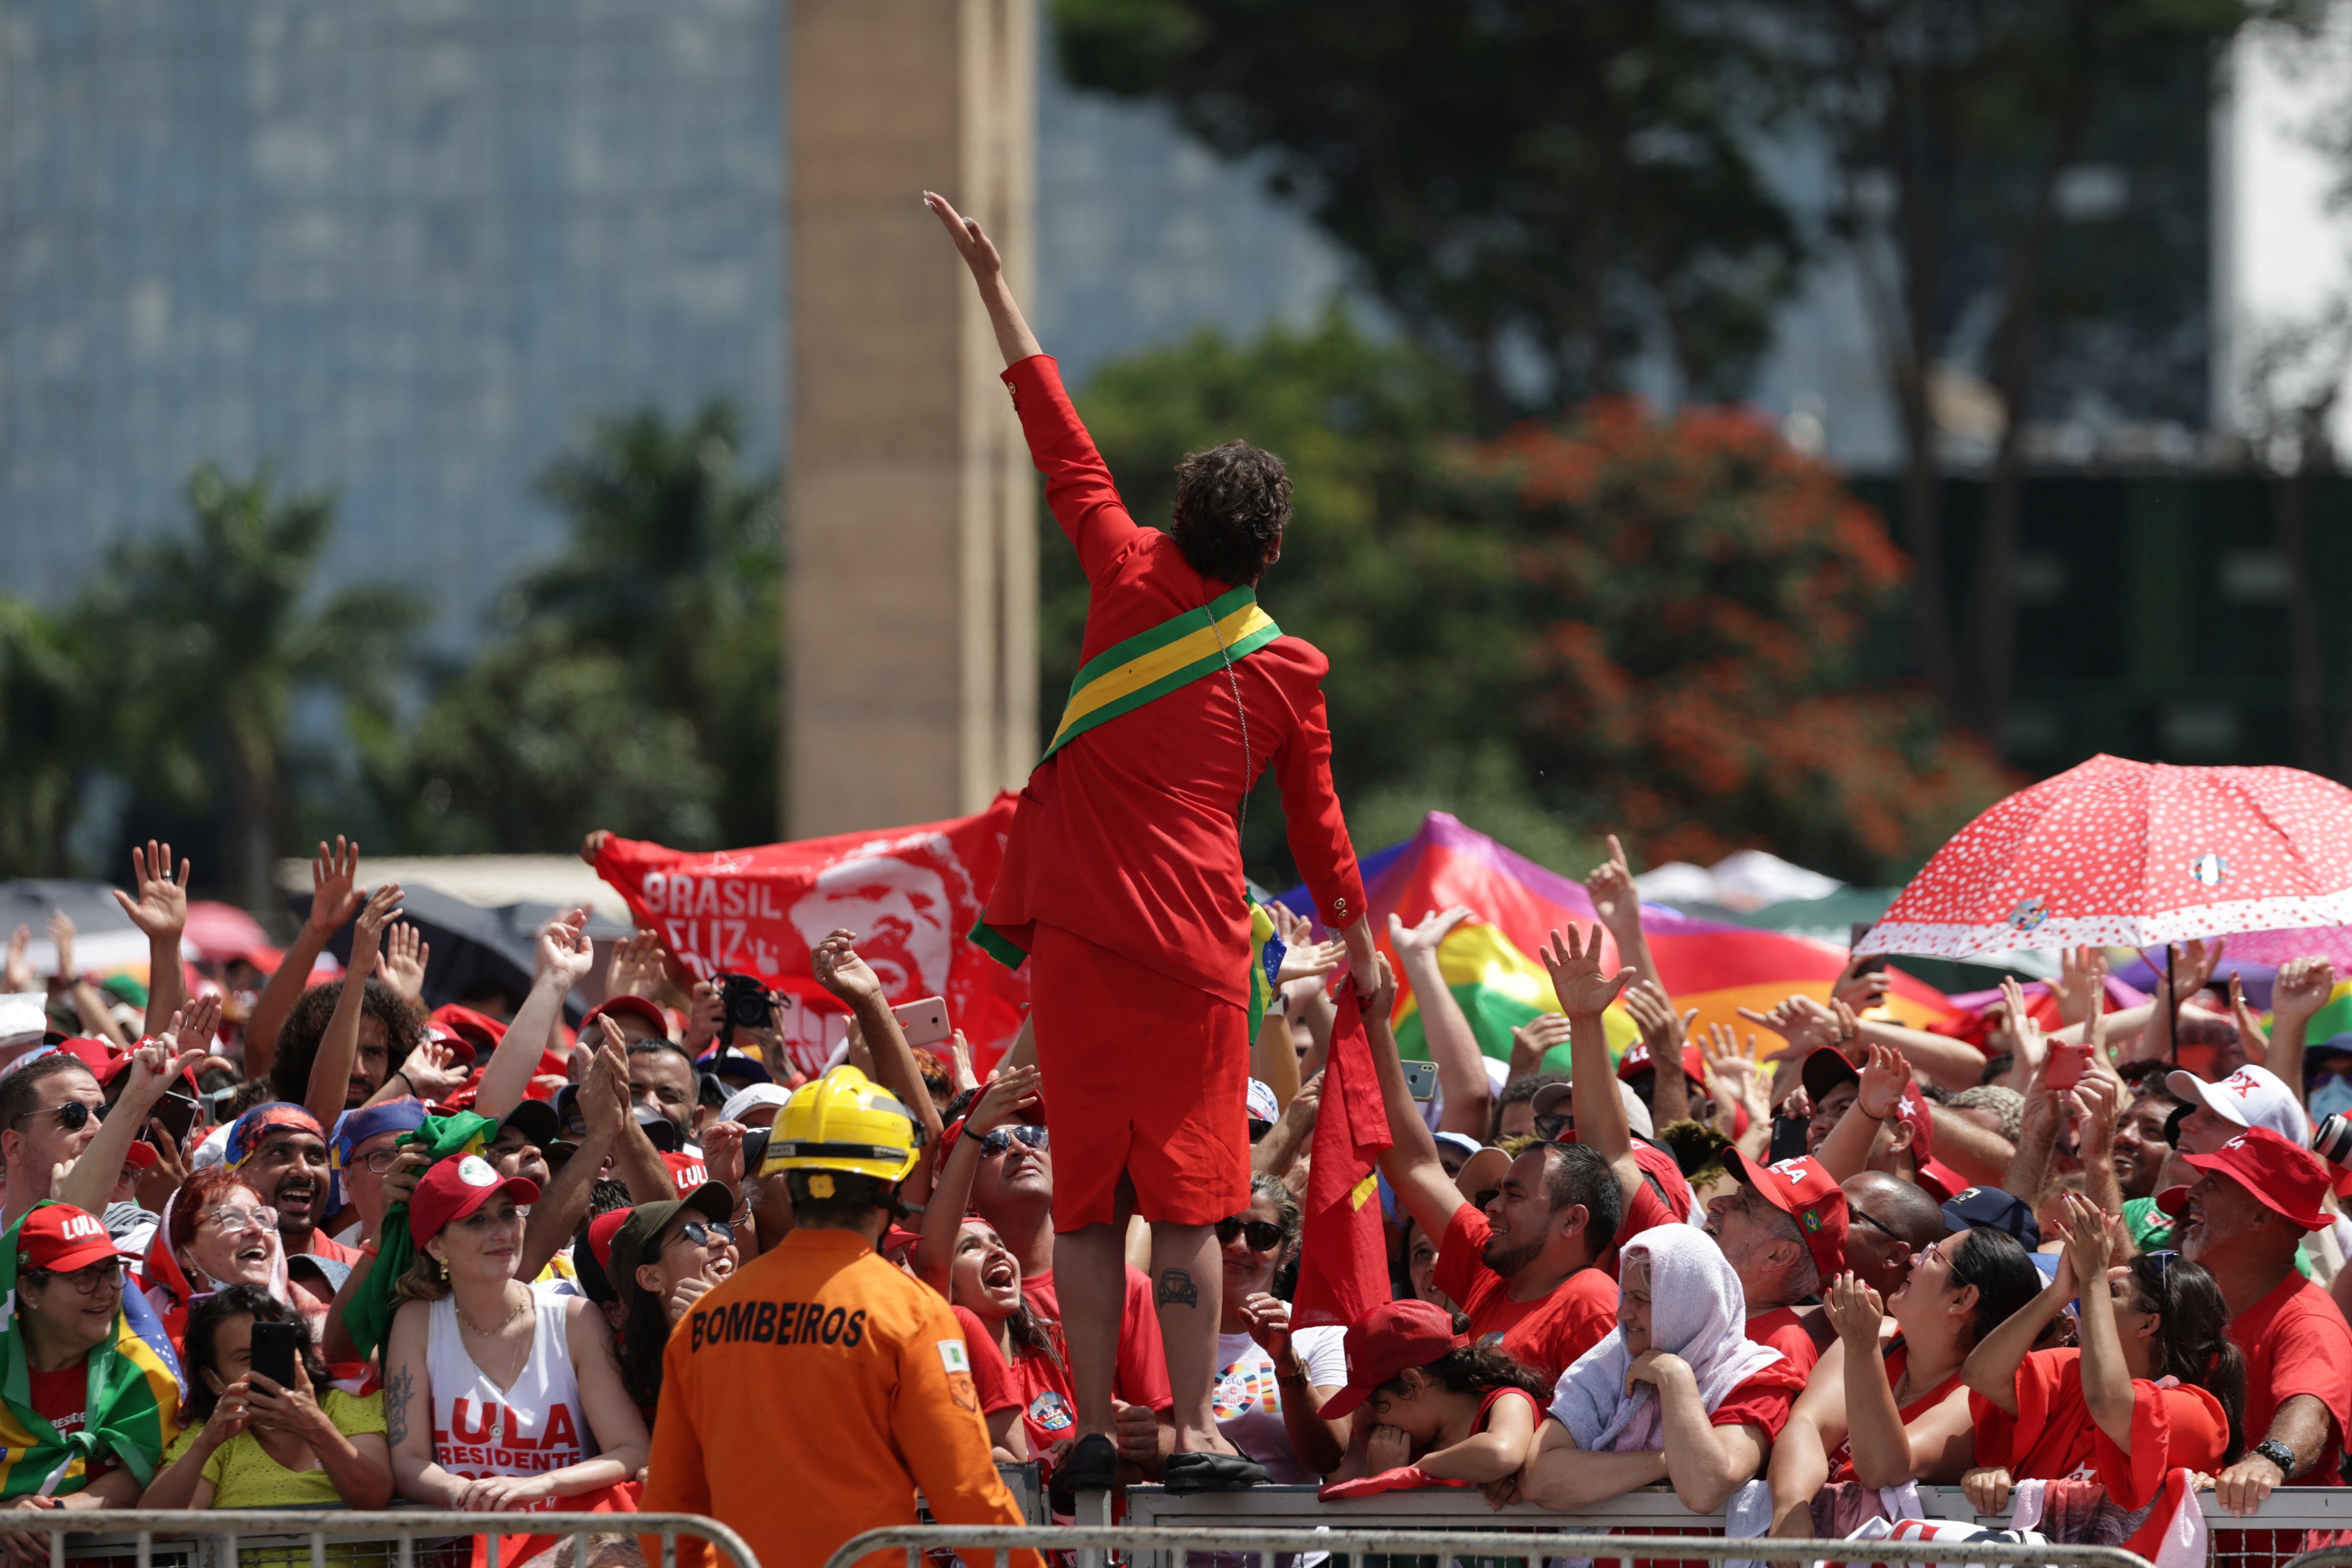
[426,1292,594,1480]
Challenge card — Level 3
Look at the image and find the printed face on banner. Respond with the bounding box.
[788,854,954,999]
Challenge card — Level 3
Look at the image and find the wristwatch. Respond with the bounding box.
[2254,1438,2298,1476]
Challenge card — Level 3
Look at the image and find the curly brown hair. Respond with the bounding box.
[270,979,424,1106]
[1171,441,1290,587]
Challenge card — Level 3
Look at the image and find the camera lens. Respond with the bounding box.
[2314,1114,2352,1171]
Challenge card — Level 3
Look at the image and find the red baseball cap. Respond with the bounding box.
[2156,1126,2333,1231]
[582,995,670,1041]
[19,1204,122,1274]
[407,1154,540,1246]
[1722,1150,1849,1283]
[664,1151,710,1196]
[122,1142,158,1171]
[427,1005,505,1062]
[1618,1040,1706,1084]
[1319,1299,1465,1420]
[587,1207,631,1270]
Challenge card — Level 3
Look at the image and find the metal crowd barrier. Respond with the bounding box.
[822,1525,2156,1568]
[0,1509,757,1568]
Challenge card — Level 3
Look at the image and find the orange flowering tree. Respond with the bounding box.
[1485,398,2009,882]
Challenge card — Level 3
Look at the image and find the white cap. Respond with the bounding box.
[719,1083,792,1127]
[1246,1079,1280,1123]
[1527,1077,1656,1142]
[0,993,45,1052]
[2167,1063,2311,1145]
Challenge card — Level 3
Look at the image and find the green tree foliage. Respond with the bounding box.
[1051,0,1802,413]
[0,599,92,876]
[401,401,779,852]
[77,465,423,911]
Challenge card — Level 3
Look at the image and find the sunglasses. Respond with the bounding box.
[664,1220,735,1251]
[1533,1112,1571,1141]
[1247,1117,1274,1143]
[1850,1207,1899,1243]
[1214,1216,1284,1252]
[10,1101,102,1133]
[979,1125,1048,1159]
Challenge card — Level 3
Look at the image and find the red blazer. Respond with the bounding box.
[983,355,1366,1007]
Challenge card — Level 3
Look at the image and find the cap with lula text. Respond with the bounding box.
[1721,1149,1848,1283]
[19,1203,123,1275]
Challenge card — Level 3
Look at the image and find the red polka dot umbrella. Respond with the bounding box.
[1854,753,2352,959]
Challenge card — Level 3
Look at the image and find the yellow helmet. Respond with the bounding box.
[760,1066,923,1184]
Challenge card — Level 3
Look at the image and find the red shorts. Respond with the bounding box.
[1028,921,1250,1231]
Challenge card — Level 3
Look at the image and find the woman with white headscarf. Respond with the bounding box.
[1511,1225,1804,1512]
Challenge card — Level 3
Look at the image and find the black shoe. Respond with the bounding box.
[1162,1452,1270,1493]
[1049,1432,1120,1512]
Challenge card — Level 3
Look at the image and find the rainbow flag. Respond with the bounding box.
[1280,813,1955,1070]
[2300,981,2352,1043]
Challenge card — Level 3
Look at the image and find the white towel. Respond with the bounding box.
[1550,1225,1783,1453]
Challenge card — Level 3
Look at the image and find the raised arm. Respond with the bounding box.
[248,838,365,1080]
[1961,1259,2075,1414]
[2270,958,2336,1108]
[811,929,945,1149]
[2054,1195,2136,1450]
[1540,924,1639,1204]
[111,841,190,1039]
[1585,836,1662,994]
[1390,907,1493,1139]
[914,1066,1041,1297]
[304,884,404,1127]
[926,192,1042,366]
[1361,958,1473,1244]
[1817,1041,1911,1183]
[1623,982,1695,1129]
[475,910,595,1122]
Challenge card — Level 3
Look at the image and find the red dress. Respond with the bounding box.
[991,355,1366,1229]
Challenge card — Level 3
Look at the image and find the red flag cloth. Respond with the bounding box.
[1293,989,1395,1330]
[475,1479,639,1568]
[594,796,1028,1079]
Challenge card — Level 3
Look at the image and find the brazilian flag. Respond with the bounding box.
[0,1203,182,1498]
[342,1111,498,1359]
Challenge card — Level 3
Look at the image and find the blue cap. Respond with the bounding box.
[1941,1185,2040,1249]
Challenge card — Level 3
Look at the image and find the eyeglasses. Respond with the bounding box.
[1850,1207,1900,1243]
[9,1101,101,1133]
[349,1148,405,1176]
[29,1260,125,1294]
[199,1205,279,1235]
[978,1125,1048,1159]
[1214,1216,1284,1252]
[664,1220,735,1251]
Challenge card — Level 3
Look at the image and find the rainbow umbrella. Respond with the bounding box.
[1280,813,1954,1071]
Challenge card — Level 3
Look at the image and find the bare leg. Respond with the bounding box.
[1056,1218,1127,1441]
[1151,1219,1238,1455]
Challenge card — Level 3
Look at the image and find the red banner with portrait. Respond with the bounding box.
[593,794,1025,1079]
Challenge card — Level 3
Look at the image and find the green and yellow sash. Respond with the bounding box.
[1040,586,1281,764]
[971,587,1283,971]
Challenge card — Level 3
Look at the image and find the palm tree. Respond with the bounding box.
[84,464,423,913]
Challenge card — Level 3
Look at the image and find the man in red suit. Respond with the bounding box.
[929,191,1376,1493]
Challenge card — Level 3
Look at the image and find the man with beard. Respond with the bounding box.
[221,1103,354,1342]
[2164,1127,2351,1514]
[1363,961,1621,1384]
[1704,1153,1847,1373]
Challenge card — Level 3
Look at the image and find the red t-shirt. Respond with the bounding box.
[1744,1307,1822,1377]
[1599,1143,1697,1277]
[2230,1270,2352,1485]
[26,1361,114,1485]
[1434,1204,1618,1383]
[1713,1360,1807,1439]
[985,356,1366,1000]
[1025,1265,1175,1412]
[1970,1347,2228,1509]
[951,1305,1022,1418]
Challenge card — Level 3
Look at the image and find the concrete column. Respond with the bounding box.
[785,0,1038,836]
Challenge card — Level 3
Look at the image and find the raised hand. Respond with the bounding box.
[307,838,364,937]
[534,909,596,990]
[348,883,405,975]
[2,926,27,995]
[1701,1023,1768,1117]
[2273,956,2337,1028]
[397,1039,468,1103]
[2168,938,2225,1003]
[1390,906,1474,962]
[1621,981,1688,1056]
[1277,937,1346,987]
[1540,923,1635,1018]
[1737,993,1845,1063]
[111,840,190,942]
[2054,946,2107,1030]
[607,929,668,999]
[702,1120,748,1194]
[376,922,431,1005]
[1855,1040,1912,1122]
[164,993,224,1062]
[119,1025,207,1117]
[1509,1013,1573,1078]
[812,928,887,1007]
[1831,959,1890,1014]
[965,1064,1042,1138]
[1584,835,1641,934]
[2055,1191,2116,1280]
[926,190,1003,278]
[2229,974,2270,1056]
[1823,1271,1885,1345]
[1368,951,1398,1018]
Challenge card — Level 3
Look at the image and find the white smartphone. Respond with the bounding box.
[891,995,951,1048]
[1401,1059,1438,1101]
